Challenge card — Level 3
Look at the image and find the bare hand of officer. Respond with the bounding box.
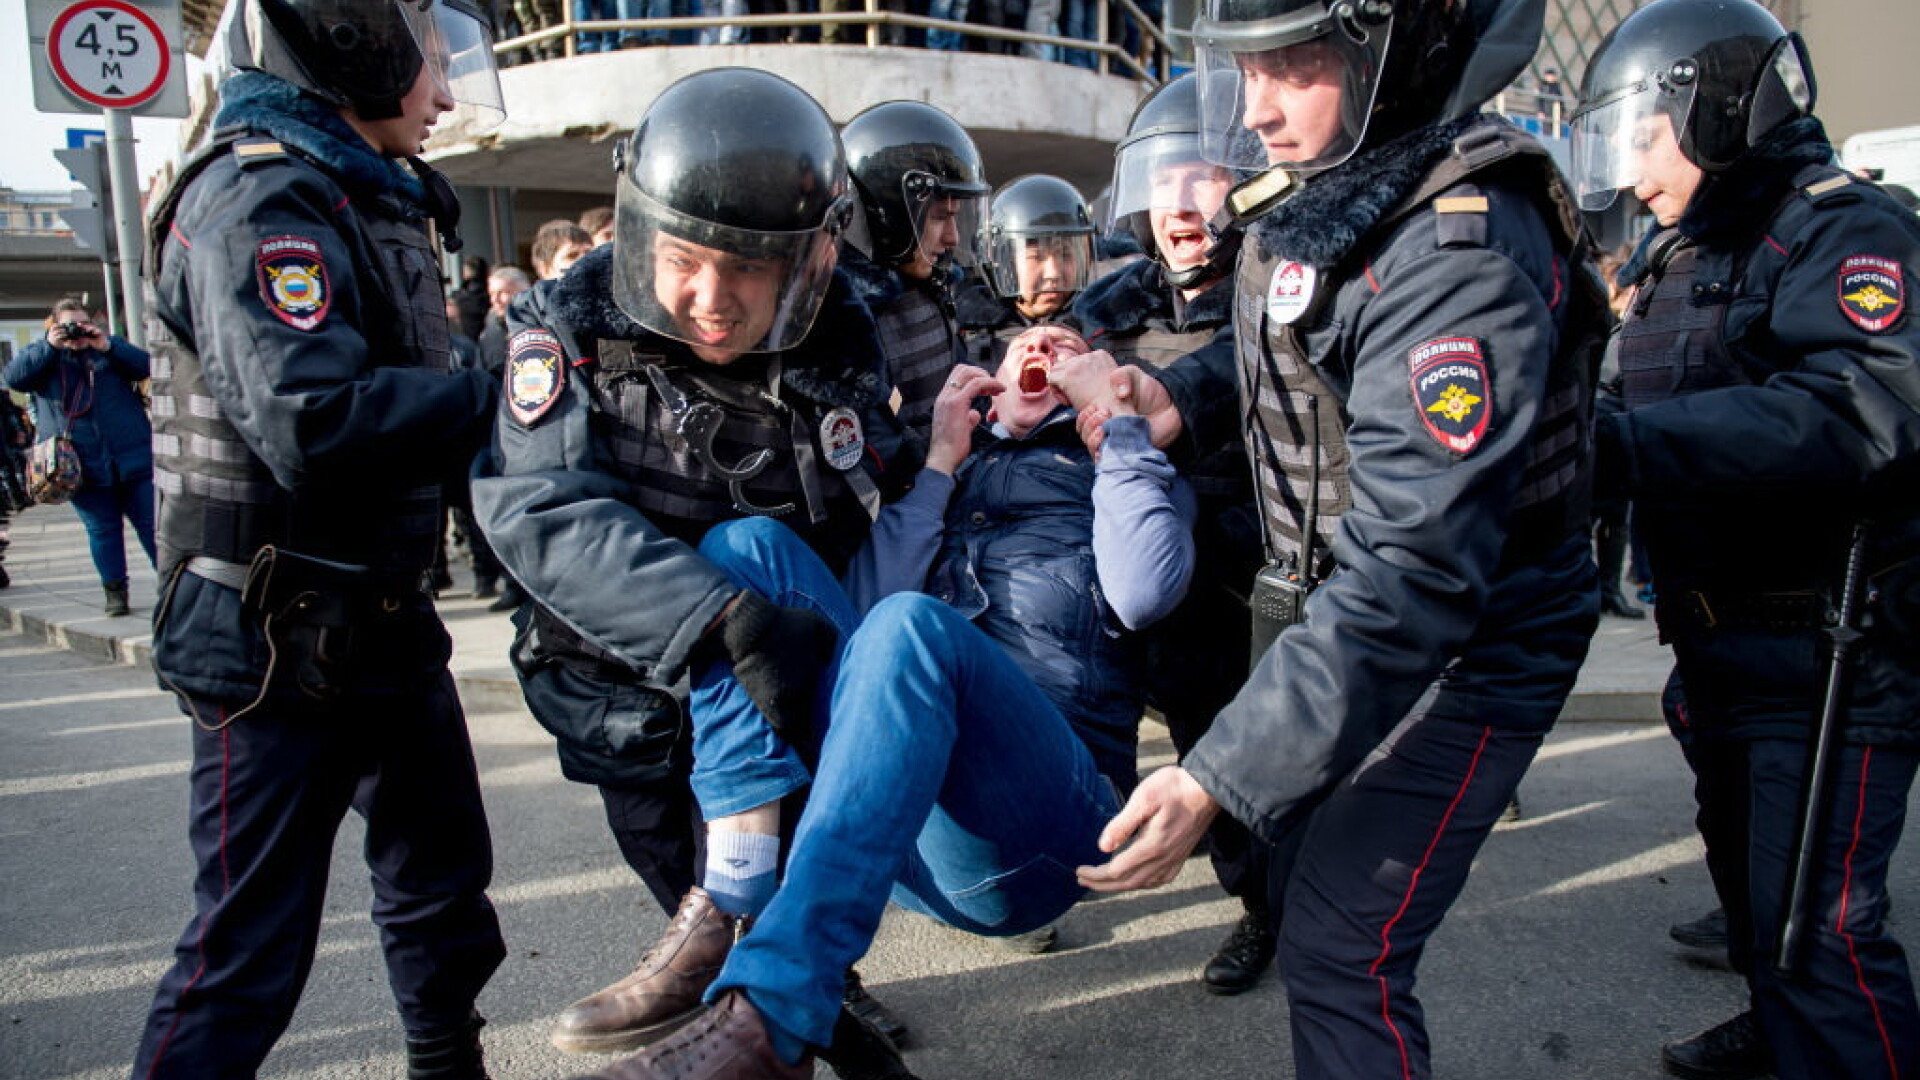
[714,590,837,744]
[926,364,1001,475]
[1076,764,1219,892]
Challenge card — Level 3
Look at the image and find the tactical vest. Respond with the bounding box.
[1237,123,1601,574]
[1106,322,1216,373]
[529,333,890,670]
[145,133,449,578]
[878,283,959,442]
[1614,232,1751,410]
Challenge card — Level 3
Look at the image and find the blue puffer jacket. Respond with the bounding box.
[4,335,153,490]
[924,416,1145,789]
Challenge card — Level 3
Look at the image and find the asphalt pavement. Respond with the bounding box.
[2,500,1911,1080]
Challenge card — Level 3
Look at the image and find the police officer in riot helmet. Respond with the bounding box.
[839,101,990,451]
[468,67,920,1078]
[955,174,1096,369]
[1056,3,1608,1078]
[1069,73,1278,997]
[134,1,507,1077]
[1573,2,1920,1077]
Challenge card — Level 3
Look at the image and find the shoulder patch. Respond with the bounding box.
[507,330,566,425]
[255,236,330,331]
[1266,260,1317,325]
[1837,255,1905,333]
[1409,336,1492,455]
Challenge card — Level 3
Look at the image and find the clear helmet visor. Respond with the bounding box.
[1194,21,1388,173]
[1108,134,1237,225]
[1569,80,1697,212]
[985,231,1094,299]
[611,174,845,357]
[405,0,506,134]
[905,177,989,269]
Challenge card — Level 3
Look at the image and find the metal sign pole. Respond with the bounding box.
[102,108,146,347]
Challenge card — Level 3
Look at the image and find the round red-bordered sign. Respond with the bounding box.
[47,0,172,110]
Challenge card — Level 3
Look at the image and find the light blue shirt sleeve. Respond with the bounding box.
[841,467,956,615]
[1093,413,1197,630]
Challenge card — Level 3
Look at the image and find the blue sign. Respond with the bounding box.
[66,128,106,149]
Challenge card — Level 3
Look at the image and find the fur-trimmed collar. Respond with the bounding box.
[1677,117,1834,249]
[547,245,891,410]
[1249,115,1482,270]
[213,72,424,205]
[1072,258,1232,336]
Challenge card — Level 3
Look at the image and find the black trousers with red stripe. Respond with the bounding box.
[130,670,506,1080]
[1693,734,1919,1080]
[1277,714,1543,1080]
[1666,617,1920,1080]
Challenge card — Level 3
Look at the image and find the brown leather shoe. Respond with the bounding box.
[576,990,811,1080]
[551,888,748,1054]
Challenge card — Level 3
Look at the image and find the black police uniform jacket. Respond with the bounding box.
[144,73,496,703]
[1179,116,1606,841]
[1607,117,1920,748]
[838,245,961,452]
[471,244,915,786]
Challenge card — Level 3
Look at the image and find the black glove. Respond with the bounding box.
[716,589,837,742]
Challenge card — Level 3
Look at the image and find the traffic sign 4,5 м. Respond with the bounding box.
[28,0,188,119]
[49,0,171,110]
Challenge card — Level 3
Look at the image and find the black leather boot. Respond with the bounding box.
[1595,521,1645,619]
[103,580,130,617]
[819,1003,920,1080]
[1203,903,1277,995]
[407,1014,489,1080]
[1660,1011,1770,1080]
[842,967,909,1046]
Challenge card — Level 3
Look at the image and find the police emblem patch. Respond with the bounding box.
[1837,254,1905,333]
[1266,260,1316,325]
[1409,336,1492,455]
[255,236,330,331]
[506,330,565,426]
[820,406,865,471]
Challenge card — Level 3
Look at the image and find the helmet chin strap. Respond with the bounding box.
[1163,222,1243,290]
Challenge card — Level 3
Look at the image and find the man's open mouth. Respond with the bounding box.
[1018,356,1051,393]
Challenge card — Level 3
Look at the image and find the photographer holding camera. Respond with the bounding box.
[2,298,156,615]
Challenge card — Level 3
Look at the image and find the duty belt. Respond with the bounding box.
[1661,588,1836,636]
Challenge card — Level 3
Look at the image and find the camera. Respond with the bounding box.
[55,321,90,344]
[1249,562,1313,666]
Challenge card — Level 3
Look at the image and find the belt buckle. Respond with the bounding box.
[1684,590,1717,630]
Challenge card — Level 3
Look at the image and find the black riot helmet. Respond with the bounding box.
[226,0,504,127]
[1106,74,1241,287]
[611,68,853,356]
[982,175,1096,300]
[1569,0,1816,211]
[842,101,991,273]
[1190,0,1541,176]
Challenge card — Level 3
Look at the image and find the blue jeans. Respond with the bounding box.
[573,0,617,50]
[689,518,1119,1047]
[69,475,154,584]
[926,0,968,50]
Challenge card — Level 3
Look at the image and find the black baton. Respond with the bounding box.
[1774,522,1872,978]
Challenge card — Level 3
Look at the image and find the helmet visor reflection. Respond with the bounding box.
[612,178,844,355]
[1193,19,1385,173]
[407,0,506,133]
[905,181,989,269]
[985,232,1094,299]
[1569,81,1695,211]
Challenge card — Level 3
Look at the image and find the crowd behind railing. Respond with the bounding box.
[478,0,1174,80]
